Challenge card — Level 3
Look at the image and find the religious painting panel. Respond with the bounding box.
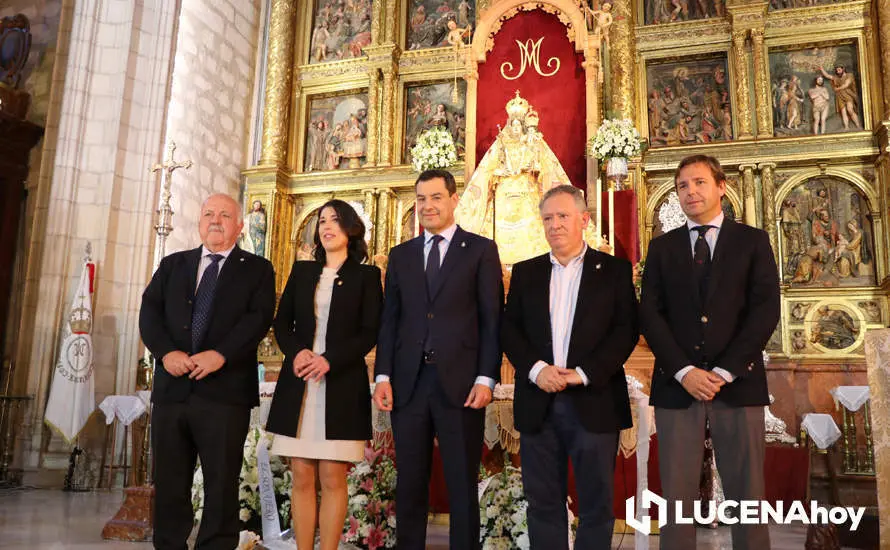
[400,206,417,243]
[780,176,876,288]
[805,302,863,353]
[307,0,372,63]
[769,42,864,138]
[239,199,268,257]
[642,0,726,25]
[645,56,733,148]
[651,190,735,238]
[405,0,473,50]
[403,80,467,164]
[304,92,369,172]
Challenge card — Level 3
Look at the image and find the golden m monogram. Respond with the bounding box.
[500,37,561,80]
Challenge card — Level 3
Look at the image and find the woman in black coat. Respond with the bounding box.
[265,199,383,550]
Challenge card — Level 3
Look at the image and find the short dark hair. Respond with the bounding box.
[415,169,457,195]
[313,199,369,264]
[674,154,726,188]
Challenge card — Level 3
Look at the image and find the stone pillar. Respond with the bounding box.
[366,69,380,166]
[258,0,296,167]
[608,0,636,124]
[739,164,757,226]
[751,28,772,138]
[380,67,398,166]
[732,30,754,139]
[759,162,779,261]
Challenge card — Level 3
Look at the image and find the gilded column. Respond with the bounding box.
[608,0,637,124]
[463,56,480,177]
[384,0,398,43]
[739,164,757,227]
[583,40,603,140]
[364,190,378,258]
[259,0,297,166]
[366,69,380,166]
[376,189,393,255]
[732,30,754,140]
[876,0,890,120]
[380,67,398,166]
[759,162,779,261]
[270,190,295,295]
[751,28,772,138]
[371,0,384,45]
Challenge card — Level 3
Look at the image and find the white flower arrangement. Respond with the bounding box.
[191,427,291,532]
[409,126,458,172]
[587,118,644,160]
[479,465,577,549]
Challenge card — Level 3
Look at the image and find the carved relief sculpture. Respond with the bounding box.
[308,0,373,63]
[406,0,474,50]
[644,0,725,25]
[646,57,733,147]
[304,93,369,171]
[769,43,864,137]
[403,81,467,163]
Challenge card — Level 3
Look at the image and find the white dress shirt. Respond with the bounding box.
[675,211,734,384]
[528,244,591,387]
[376,223,496,390]
[196,244,236,291]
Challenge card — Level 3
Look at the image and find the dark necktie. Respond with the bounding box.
[692,225,714,301]
[425,234,444,292]
[192,253,223,353]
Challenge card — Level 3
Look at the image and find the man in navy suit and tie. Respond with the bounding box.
[374,169,503,550]
[641,155,780,550]
[140,194,276,550]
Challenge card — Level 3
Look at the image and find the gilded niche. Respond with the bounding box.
[780,176,876,288]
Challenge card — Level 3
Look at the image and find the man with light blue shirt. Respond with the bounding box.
[374,169,503,550]
[502,184,639,550]
[641,155,780,550]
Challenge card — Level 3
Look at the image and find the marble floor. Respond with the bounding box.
[0,487,815,549]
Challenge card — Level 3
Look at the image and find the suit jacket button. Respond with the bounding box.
[701,315,708,323]
[694,345,700,351]
[184,325,189,330]
[427,313,434,319]
[187,299,192,304]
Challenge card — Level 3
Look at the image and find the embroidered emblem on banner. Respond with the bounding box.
[500,37,560,80]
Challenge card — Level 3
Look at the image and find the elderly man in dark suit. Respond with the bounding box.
[501,184,638,550]
[641,154,780,550]
[373,169,503,550]
[140,193,276,550]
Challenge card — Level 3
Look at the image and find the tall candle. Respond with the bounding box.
[595,176,602,248]
[608,184,615,256]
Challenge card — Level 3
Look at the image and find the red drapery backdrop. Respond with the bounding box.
[475,10,587,189]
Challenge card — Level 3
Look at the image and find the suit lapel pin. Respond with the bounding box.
[337,279,343,286]
[461,241,466,248]
[239,258,245,262]
[595,263,602,270]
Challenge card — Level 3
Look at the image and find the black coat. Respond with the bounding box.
[640,218,780,409]
[375,227,503,408]
[502,247,638,434]
[139,246,276,407]
[265,258,383,441]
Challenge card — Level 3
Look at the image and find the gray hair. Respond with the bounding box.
[539,184,587,212]
[201,193,243,220]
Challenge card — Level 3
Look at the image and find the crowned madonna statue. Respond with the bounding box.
[456,91,597,265]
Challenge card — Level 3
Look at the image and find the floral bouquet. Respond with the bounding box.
[409,126,458,172]
[479,465,530,549]
[342,443,398,549]
[587,118,644,160]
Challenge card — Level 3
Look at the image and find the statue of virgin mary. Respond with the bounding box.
[456,91,589,264]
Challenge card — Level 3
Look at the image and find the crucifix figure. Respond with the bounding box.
[151,141,193,270]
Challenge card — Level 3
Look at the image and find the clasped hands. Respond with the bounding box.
[292,349,331,382]
[680,367,726,401]
[536,364,585,393]
[161,350,225,380]
[372,381,493,412]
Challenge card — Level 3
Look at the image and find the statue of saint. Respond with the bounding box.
[456,91,595,264]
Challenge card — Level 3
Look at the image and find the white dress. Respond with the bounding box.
[269,267,365,462]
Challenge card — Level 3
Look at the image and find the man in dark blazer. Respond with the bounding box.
[641,155,780,550]
[140,193,275,550]
[373,169,503,550]
[502,184,638,550]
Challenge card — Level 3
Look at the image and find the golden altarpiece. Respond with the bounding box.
[243,0,890,439]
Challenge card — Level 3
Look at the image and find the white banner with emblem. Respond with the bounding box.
[45,255,96,442]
